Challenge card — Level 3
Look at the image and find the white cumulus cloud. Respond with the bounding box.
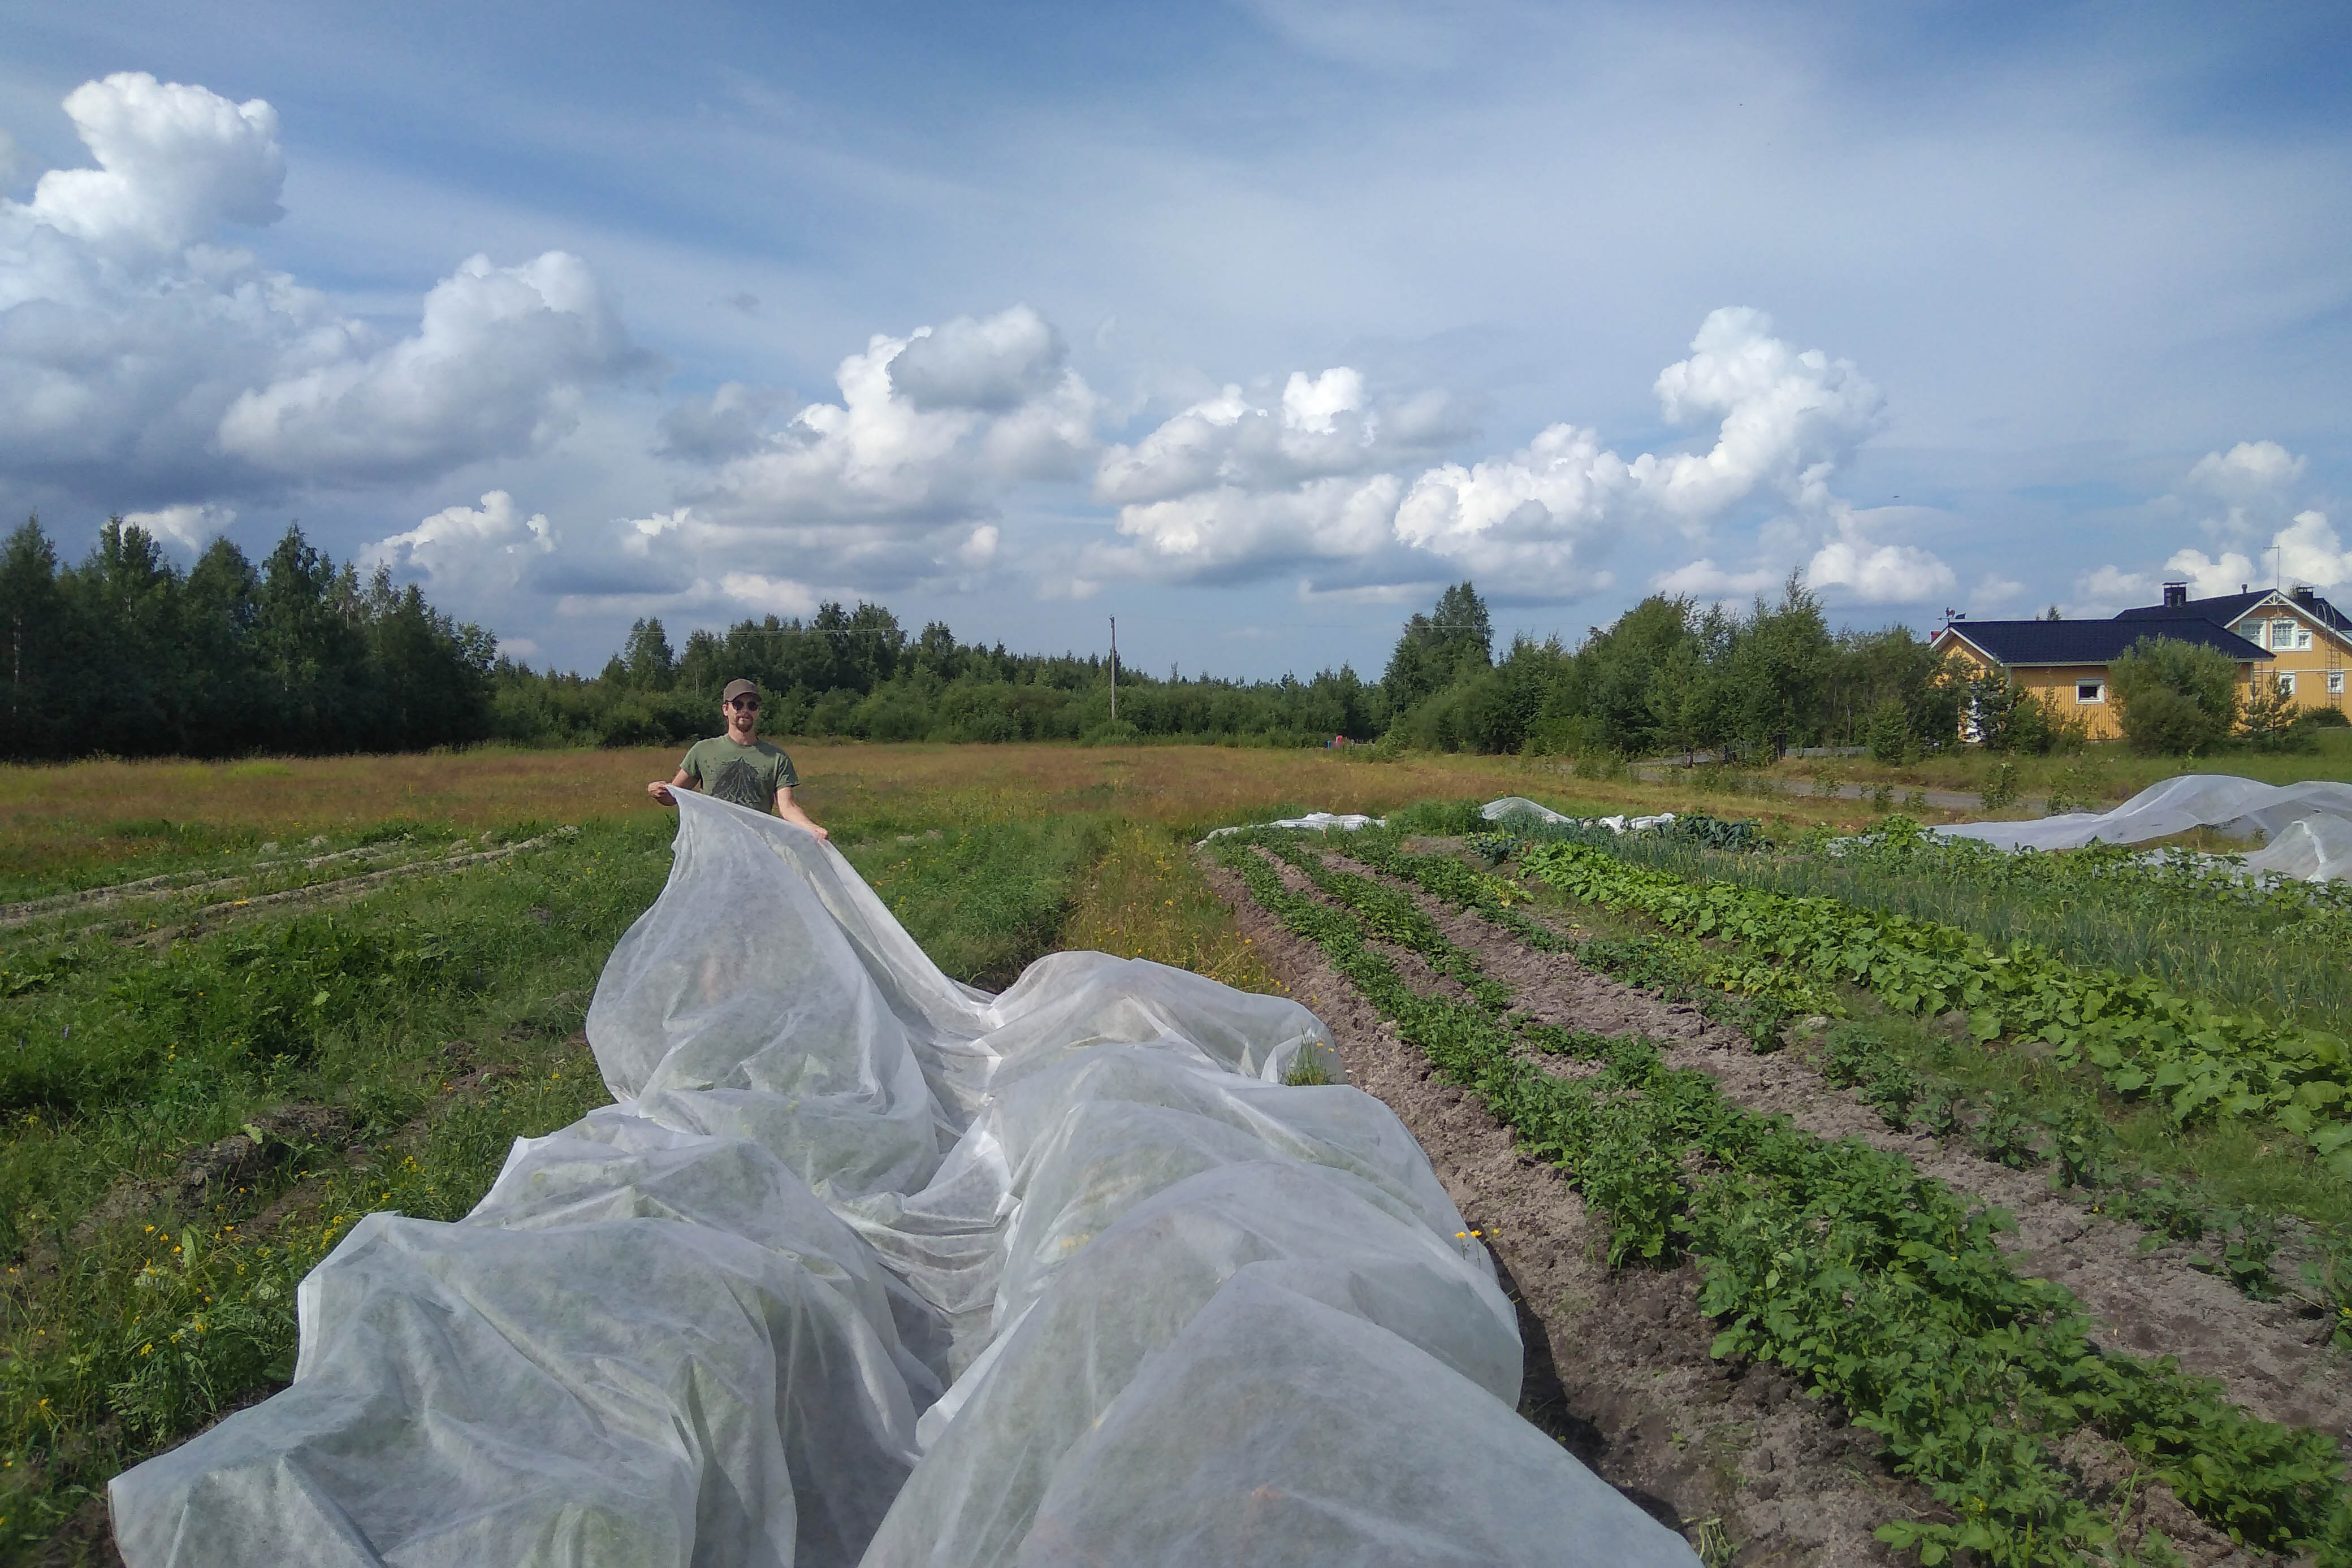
[20,73,283,255]
[677,306,1097,587]
[1642,306,1886,526]
[1088,306,1929,601]
[2187,439,2305,505]
[2275,509,2351,590]
[122,501,235,555]
[0,73,641,508]
[2161,547,2258,599]
[1109,473,1405,581]
[1392,423,1632,591]
[369,490,555,594]
[887,304,1066,412]
[1805,530,1957,604]
[2178,439,2311,548]
[717,571,818,617]
[218,252,639,481]
[2094,444,2342,607]
[1095,368,1456,508]
[1651,558,1782,600]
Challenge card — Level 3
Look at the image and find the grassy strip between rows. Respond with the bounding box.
[1515,837,2352,1177]
[1217,830,2352,1567]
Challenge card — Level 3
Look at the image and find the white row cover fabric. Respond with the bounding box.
[1484,796,1679,835]
[1200,809,1385,840]
[1935,774,2352,883]
[113,790,1696,1567]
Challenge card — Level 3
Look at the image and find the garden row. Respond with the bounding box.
[1216,830,2352,1566]
[1351,828,2349,1335]
[1512,838,2352,1175]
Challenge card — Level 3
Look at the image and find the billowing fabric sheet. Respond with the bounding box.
[1936,774,2352,883]
[1207,798,1686,841]
[1201,809,1383,839]
[111,791,1696,1567]
[1484,797,1679,835]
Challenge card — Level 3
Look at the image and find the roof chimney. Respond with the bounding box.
[2162,581,2187,608]
[2292,583,2318,607]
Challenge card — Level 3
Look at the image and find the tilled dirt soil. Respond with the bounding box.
[1201,843,2333,1567]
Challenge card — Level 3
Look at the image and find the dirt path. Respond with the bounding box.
[1322,846,2352,1452]
[1205,851,1927,1566]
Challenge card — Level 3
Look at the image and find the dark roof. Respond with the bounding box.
[1933,618,2270,666]
[2117,588,2352,638]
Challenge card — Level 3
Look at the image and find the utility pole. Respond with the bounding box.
[1108,616,1118,722]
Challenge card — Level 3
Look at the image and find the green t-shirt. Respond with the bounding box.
[680,737,799,813]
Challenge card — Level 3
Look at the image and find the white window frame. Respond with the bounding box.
[2074,679,2105,704]
[2276,672,2297,696]
[2330,671,2346,695]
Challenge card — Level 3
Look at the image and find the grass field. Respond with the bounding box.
[1,741,2344,1562]
[0,740,1927,898]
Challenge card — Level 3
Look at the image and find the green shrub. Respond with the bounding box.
[2110,636,2239,755]
[1866,698,1912,764]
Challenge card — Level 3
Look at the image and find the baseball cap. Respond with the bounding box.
[722,678,760,703]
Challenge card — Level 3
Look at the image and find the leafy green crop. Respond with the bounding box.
[1518,839,2352,1176]
[1331,831,1827,1050]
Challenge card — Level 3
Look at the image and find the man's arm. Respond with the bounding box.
[774,785,829,840]
[646,767,694,805]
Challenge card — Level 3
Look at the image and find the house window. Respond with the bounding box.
[2075,680,2105,704]
[2331,672,2346,695]
[2268,620,2312,651]
[2277,673,2297,696]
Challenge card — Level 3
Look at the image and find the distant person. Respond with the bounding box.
[646,678,828,839]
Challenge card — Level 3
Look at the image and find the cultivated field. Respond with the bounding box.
[1,743,2345,1564]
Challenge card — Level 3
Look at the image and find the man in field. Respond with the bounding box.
[646,678,828,839]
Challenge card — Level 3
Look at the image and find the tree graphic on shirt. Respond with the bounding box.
[707,757,771,811]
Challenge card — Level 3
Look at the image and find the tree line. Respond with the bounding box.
[9,512,2300,763]
[495,574,1964,759]
[1,517,494,761]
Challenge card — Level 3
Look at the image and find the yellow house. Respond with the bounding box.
[1929,615,2272,742]
[2117,584,2351,717]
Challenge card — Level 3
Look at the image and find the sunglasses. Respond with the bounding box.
[728,697,761,711]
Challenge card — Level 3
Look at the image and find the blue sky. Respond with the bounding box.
[3,1,2347,678]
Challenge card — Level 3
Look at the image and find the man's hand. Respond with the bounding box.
[775,787,828,841]
[647,781,676,805]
